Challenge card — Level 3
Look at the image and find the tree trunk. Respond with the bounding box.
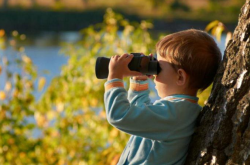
[185,0,250,164]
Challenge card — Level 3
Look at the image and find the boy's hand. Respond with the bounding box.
[108,54,143,81]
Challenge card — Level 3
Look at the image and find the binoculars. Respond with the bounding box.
[95,53,161,79]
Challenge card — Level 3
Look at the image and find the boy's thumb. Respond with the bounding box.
[126,54,134,65]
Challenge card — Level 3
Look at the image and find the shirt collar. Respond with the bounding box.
[161,94,199,103]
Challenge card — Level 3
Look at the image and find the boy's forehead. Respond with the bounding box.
[156,53,172,63]
[156,52,164,58]
[156,54,164,61]
[156,52,161,58]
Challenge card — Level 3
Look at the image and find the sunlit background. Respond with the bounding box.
[0,0,245,164]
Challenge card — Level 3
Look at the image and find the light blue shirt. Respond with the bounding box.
[104,78,201,165]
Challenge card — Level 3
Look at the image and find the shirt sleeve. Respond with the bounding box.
[128,78,151,106]
[104,79,191,140]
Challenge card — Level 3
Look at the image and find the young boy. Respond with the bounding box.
[104,29,222,165]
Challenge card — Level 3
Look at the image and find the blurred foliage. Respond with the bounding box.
[0,8,220,165]
[0,30,39,164]
[197,85,212,107]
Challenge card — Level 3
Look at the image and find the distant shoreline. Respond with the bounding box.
[0,9,237,33]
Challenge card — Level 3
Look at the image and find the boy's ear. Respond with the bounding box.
[176,69,188,86]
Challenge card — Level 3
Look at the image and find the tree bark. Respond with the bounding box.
[185,0,250,164]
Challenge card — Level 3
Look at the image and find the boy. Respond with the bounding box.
[104,29,222,165]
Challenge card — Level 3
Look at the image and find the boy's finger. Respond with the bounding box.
[125,54,134,63]
[121,53,129,59]
[113,55,120,60]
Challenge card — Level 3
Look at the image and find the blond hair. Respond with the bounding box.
[156,29,222,91]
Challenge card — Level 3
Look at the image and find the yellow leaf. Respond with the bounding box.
[51,130,59,138]
[22,55,32,64]
[99,111,106,118]
[0,91,6,100]
[35,112,47,127]
[20,34,26,40]
[90,98,98,106]
[47,111,56,120]
[69,150,76,157]
[13,89,19,98]
[82,98,89,107]
[111,154,120,165]
[19,152,26,158]
[0,29,5,37]
[0,109,6,119]
[25,81,33,89]
[7,138,14,145]
[56,102,64,112]
[110,128,119,138]
[79,161,88,165]
[5,82,12,92]
[38,77,46,91]
[19,47,25,52]
[75,115,83,124]
[215,25,224,42]
[211,26,218,36]
[205,20,220,32]
[0,65,2,75]
[12,30,18,37]
[58,159,65,165]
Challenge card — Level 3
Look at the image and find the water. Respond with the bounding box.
[0,32,79,95]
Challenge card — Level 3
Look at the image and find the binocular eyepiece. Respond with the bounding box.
[95,53,161,79]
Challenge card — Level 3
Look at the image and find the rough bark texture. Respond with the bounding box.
[185,0,250,164]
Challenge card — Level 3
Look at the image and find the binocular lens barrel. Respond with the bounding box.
[95,55,161,79]
[95,57,110,79]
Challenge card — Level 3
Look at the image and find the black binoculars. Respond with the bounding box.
[95,53,161,79]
